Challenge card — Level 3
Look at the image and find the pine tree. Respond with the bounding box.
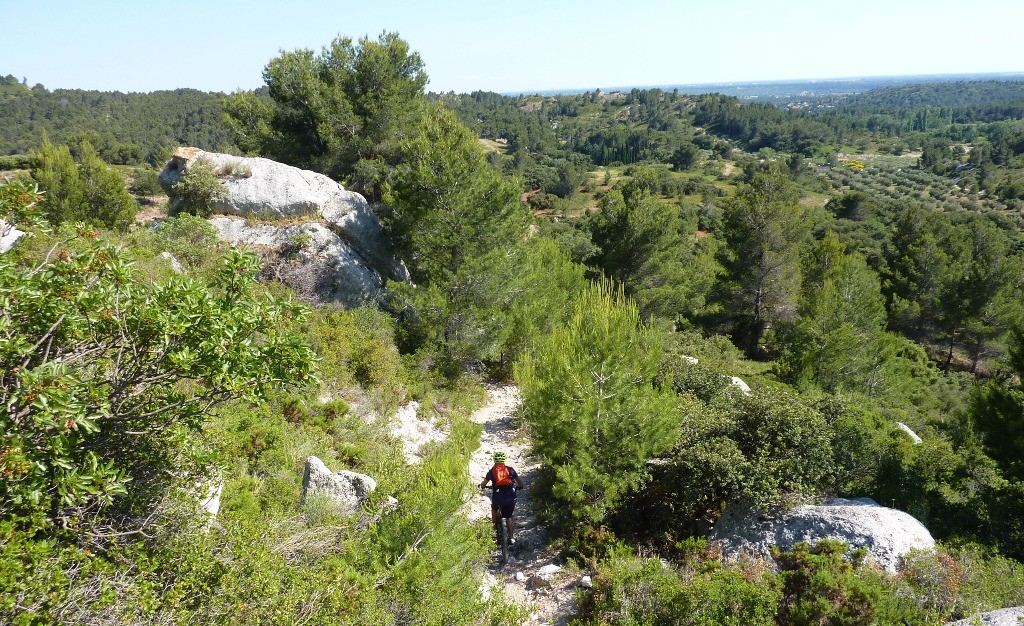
[32,138,137,230]
[722,164,808,356]
[516,282,680,526]
[782,233,892,393]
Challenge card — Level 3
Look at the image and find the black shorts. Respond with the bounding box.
[491,490,516,518]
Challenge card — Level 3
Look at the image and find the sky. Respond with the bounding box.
[3,0,1023,94]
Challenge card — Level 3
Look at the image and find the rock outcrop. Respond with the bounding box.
[300,456,377,516]
[159,148,408,306]
[946,607,1024,625]
[209,218,387,305]
[710,497,935,573]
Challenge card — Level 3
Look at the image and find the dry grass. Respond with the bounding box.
[799,194,830,208]
[134,203,166,224]
[478,138,507,155]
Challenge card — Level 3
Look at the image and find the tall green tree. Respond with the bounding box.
[781,233,896,393]
[669,141,700,171]
[382,104,523,285]
[722,164,808,356]
[884,204,953,338]
[936,217,1016,370]
[588,186,720,323]
[224,32,427,196]
[516,282,680,527]
[381,104,527,373]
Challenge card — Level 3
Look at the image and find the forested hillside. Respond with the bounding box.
[838,79,1024,110]
[0,74,232,165]
[4,33,1024,625]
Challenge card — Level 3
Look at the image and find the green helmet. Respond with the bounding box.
[493,452,506,463]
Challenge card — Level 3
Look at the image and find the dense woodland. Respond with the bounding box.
[4,35,1024,625]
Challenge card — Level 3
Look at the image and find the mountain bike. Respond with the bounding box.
[496,511,510,565]
[481,488,513,565]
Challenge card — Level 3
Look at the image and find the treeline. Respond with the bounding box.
[0,74,233,165]
[838,79,1024,111]
[441,82,1024,209]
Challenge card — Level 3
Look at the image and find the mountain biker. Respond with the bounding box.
[479,451,523,544]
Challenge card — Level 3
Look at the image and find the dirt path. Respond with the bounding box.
[466,385,583,626]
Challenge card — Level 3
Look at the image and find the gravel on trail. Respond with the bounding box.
[466,385,584,626]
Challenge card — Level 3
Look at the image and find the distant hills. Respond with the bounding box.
[3,70,1024,166]
[513,72,1024,103]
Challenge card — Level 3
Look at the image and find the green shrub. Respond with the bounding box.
[214,159,252,178]
[0,237,315,533]
[647,388,835,539]
[573,553,780,626]
[305,307,408,414]
[0,154,35,171]
[775,540,924,626]
[31,138,137,230]
[921,544,1024,620]
[129,167,163,196]
[153,212,219,269]
[169,159,227,216]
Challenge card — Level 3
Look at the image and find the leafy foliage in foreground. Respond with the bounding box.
[1,233,315,531]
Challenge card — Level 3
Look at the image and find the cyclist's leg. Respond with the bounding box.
[500,499,516,542]
[491,505,501,534]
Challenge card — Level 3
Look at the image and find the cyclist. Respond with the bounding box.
[479,451,523,544]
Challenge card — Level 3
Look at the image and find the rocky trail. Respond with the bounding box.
[466,385,587,626]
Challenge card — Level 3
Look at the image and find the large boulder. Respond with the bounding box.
[710,497,935,573]
[159,148,408,305]
[209,218,385,305]
[300,456,377,516]
[946,607,1024,625]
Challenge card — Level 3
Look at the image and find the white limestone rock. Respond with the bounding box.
[895,422,923,444]
[0,220,26,254]
[945,607,1024,625]
[209,218,385,305]
[537,564,561,580]
[728,376,752,395]
[159,251,184,273]
[159,148,409,306]
[389,401,448,464]
[300,456,377,516]
[710,497,935,573]
[199,480,224,522]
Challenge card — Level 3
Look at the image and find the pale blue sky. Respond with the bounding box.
[3,0,1022,94]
